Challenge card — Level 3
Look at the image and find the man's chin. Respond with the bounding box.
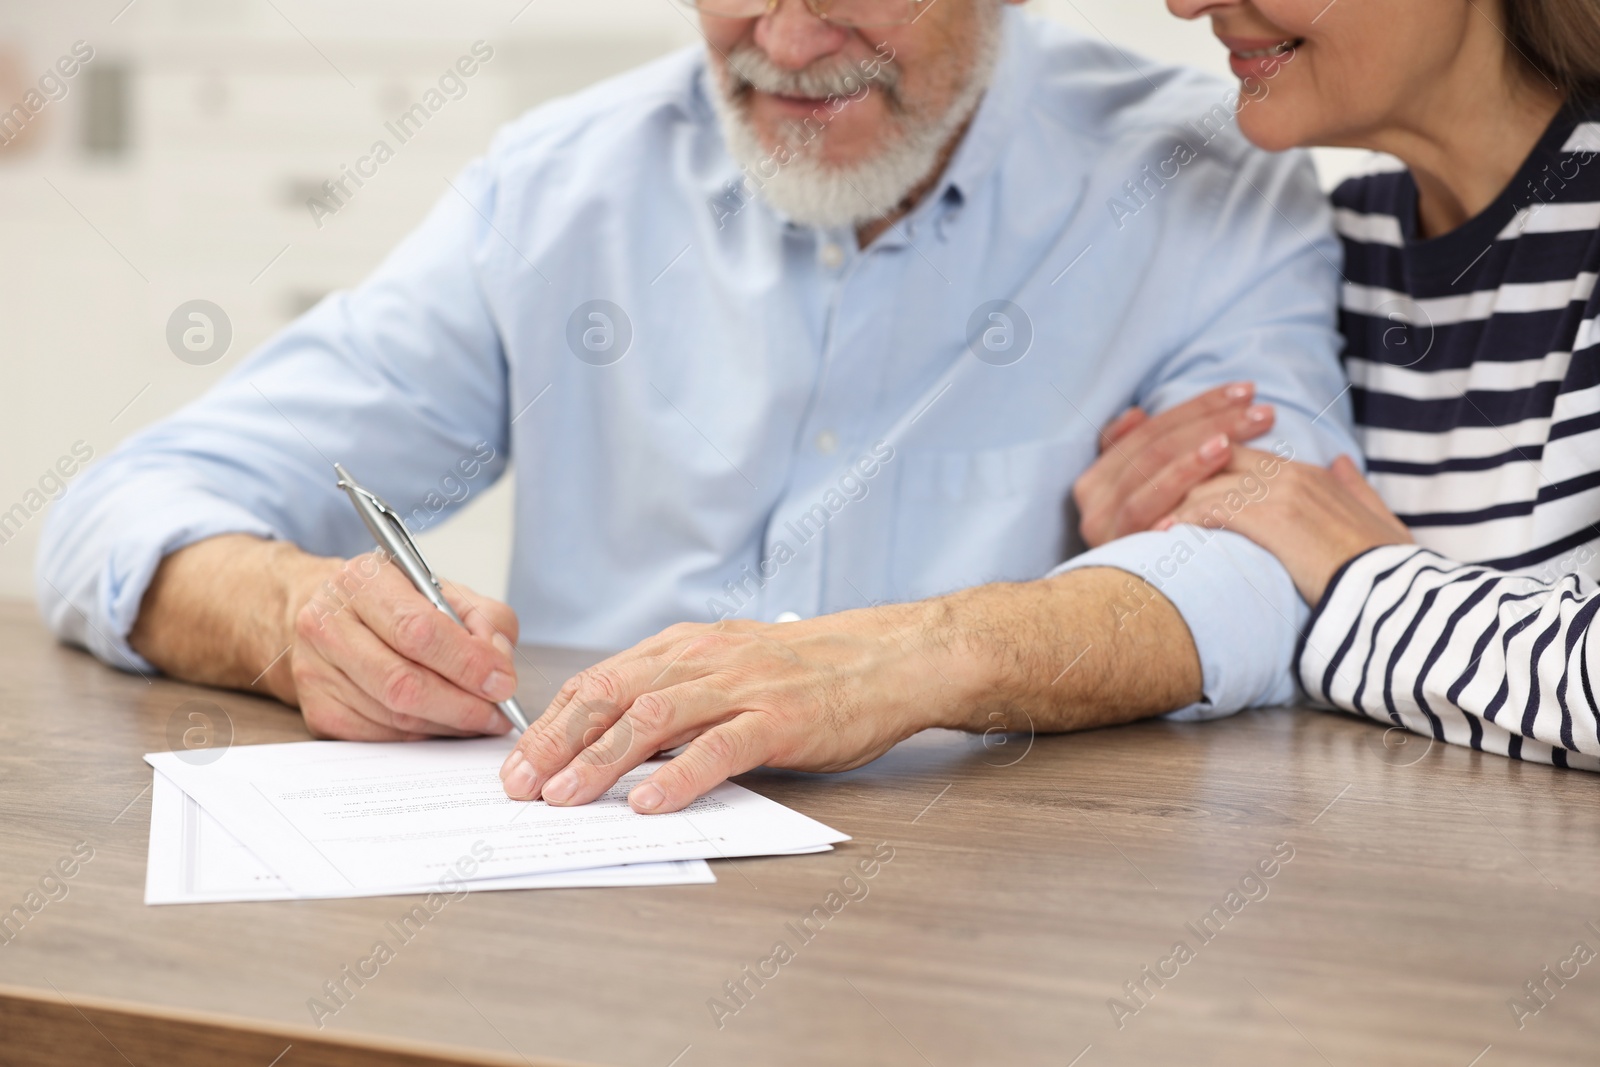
[748,137,881,176]
[748,96,882,147]
[713,86,941,231]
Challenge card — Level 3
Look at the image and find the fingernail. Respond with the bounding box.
[631,782,665,812]
[502,751,538,798]
[1224,383,1251,400]
[482,670,514,700]
[1154,517,1175,532]
[1244,403,1273,423]
[543,769,578,804]
[492,631,514,659]
[1199,434,1229,461]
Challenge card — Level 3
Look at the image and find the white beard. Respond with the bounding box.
[709,12,1003,231]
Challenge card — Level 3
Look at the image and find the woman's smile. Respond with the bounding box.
[1219,33,1305,79]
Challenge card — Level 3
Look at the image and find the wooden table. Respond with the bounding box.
[1,598,1597,1066]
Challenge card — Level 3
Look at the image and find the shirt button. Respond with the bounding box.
[818,242,845,270]
[774,611,803,623]
[814,429,839,455]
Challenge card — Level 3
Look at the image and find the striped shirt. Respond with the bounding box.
[1298,102,1600,770]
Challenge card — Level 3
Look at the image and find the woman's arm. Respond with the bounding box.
[1298,544,1600,769]
[1158,448,1600,768]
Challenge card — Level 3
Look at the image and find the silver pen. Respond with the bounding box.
[333,462,531,733]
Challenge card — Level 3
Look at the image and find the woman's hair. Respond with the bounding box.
[1506,0,1600,100]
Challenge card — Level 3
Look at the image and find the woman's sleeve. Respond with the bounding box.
[1297,544,1600,770]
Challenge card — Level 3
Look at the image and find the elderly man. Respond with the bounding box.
[40,0,1351,813]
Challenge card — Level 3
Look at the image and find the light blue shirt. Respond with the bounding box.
[38,11,1356,719]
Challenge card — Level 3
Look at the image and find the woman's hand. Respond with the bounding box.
[1073,382,1277,547]
[1154,449,1413,603]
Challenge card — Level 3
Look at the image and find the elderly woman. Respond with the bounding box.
[1078,0,1600,766]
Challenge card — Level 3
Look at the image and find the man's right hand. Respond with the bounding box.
[284,552,521,740]
[129,535,521,741]
[1072,382,1277,547]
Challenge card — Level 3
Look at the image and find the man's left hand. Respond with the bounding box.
[499,604,978,814]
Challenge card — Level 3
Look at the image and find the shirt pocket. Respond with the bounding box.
[889,437,1086,601]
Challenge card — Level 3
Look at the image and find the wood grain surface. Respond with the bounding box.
[0,598,1596,1066]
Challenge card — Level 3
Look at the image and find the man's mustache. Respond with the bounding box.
[724,44,901,104]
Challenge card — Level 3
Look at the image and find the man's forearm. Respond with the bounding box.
[128,534,332,704]
[930,567,1203,734]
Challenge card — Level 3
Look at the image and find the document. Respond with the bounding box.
[144,772,715,905]
[146,737,847,895]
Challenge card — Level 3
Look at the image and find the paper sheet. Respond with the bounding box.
[144,771,716,904]
[146,737,847,894]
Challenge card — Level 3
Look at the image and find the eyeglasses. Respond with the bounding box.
[675,0,932,29]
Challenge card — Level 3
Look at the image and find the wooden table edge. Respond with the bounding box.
[0,980,597,1067]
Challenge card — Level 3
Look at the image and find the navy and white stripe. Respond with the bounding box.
[1298,102,1600,768]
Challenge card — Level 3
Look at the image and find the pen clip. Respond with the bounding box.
[334,464,439,582]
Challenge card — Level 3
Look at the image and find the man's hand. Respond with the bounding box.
[498,569,1203,814]
[130,534,521,741]
[1155,449,1412,603]
[498,605,975,815]
[284,552,521,740]
[1073,382,1276,547]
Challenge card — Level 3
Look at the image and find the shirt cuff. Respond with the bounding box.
[1050,526,1309,721]
[1295,543,1435,705]
[37,498,282,676]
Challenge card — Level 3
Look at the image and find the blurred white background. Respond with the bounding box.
[0,0,1376,604]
